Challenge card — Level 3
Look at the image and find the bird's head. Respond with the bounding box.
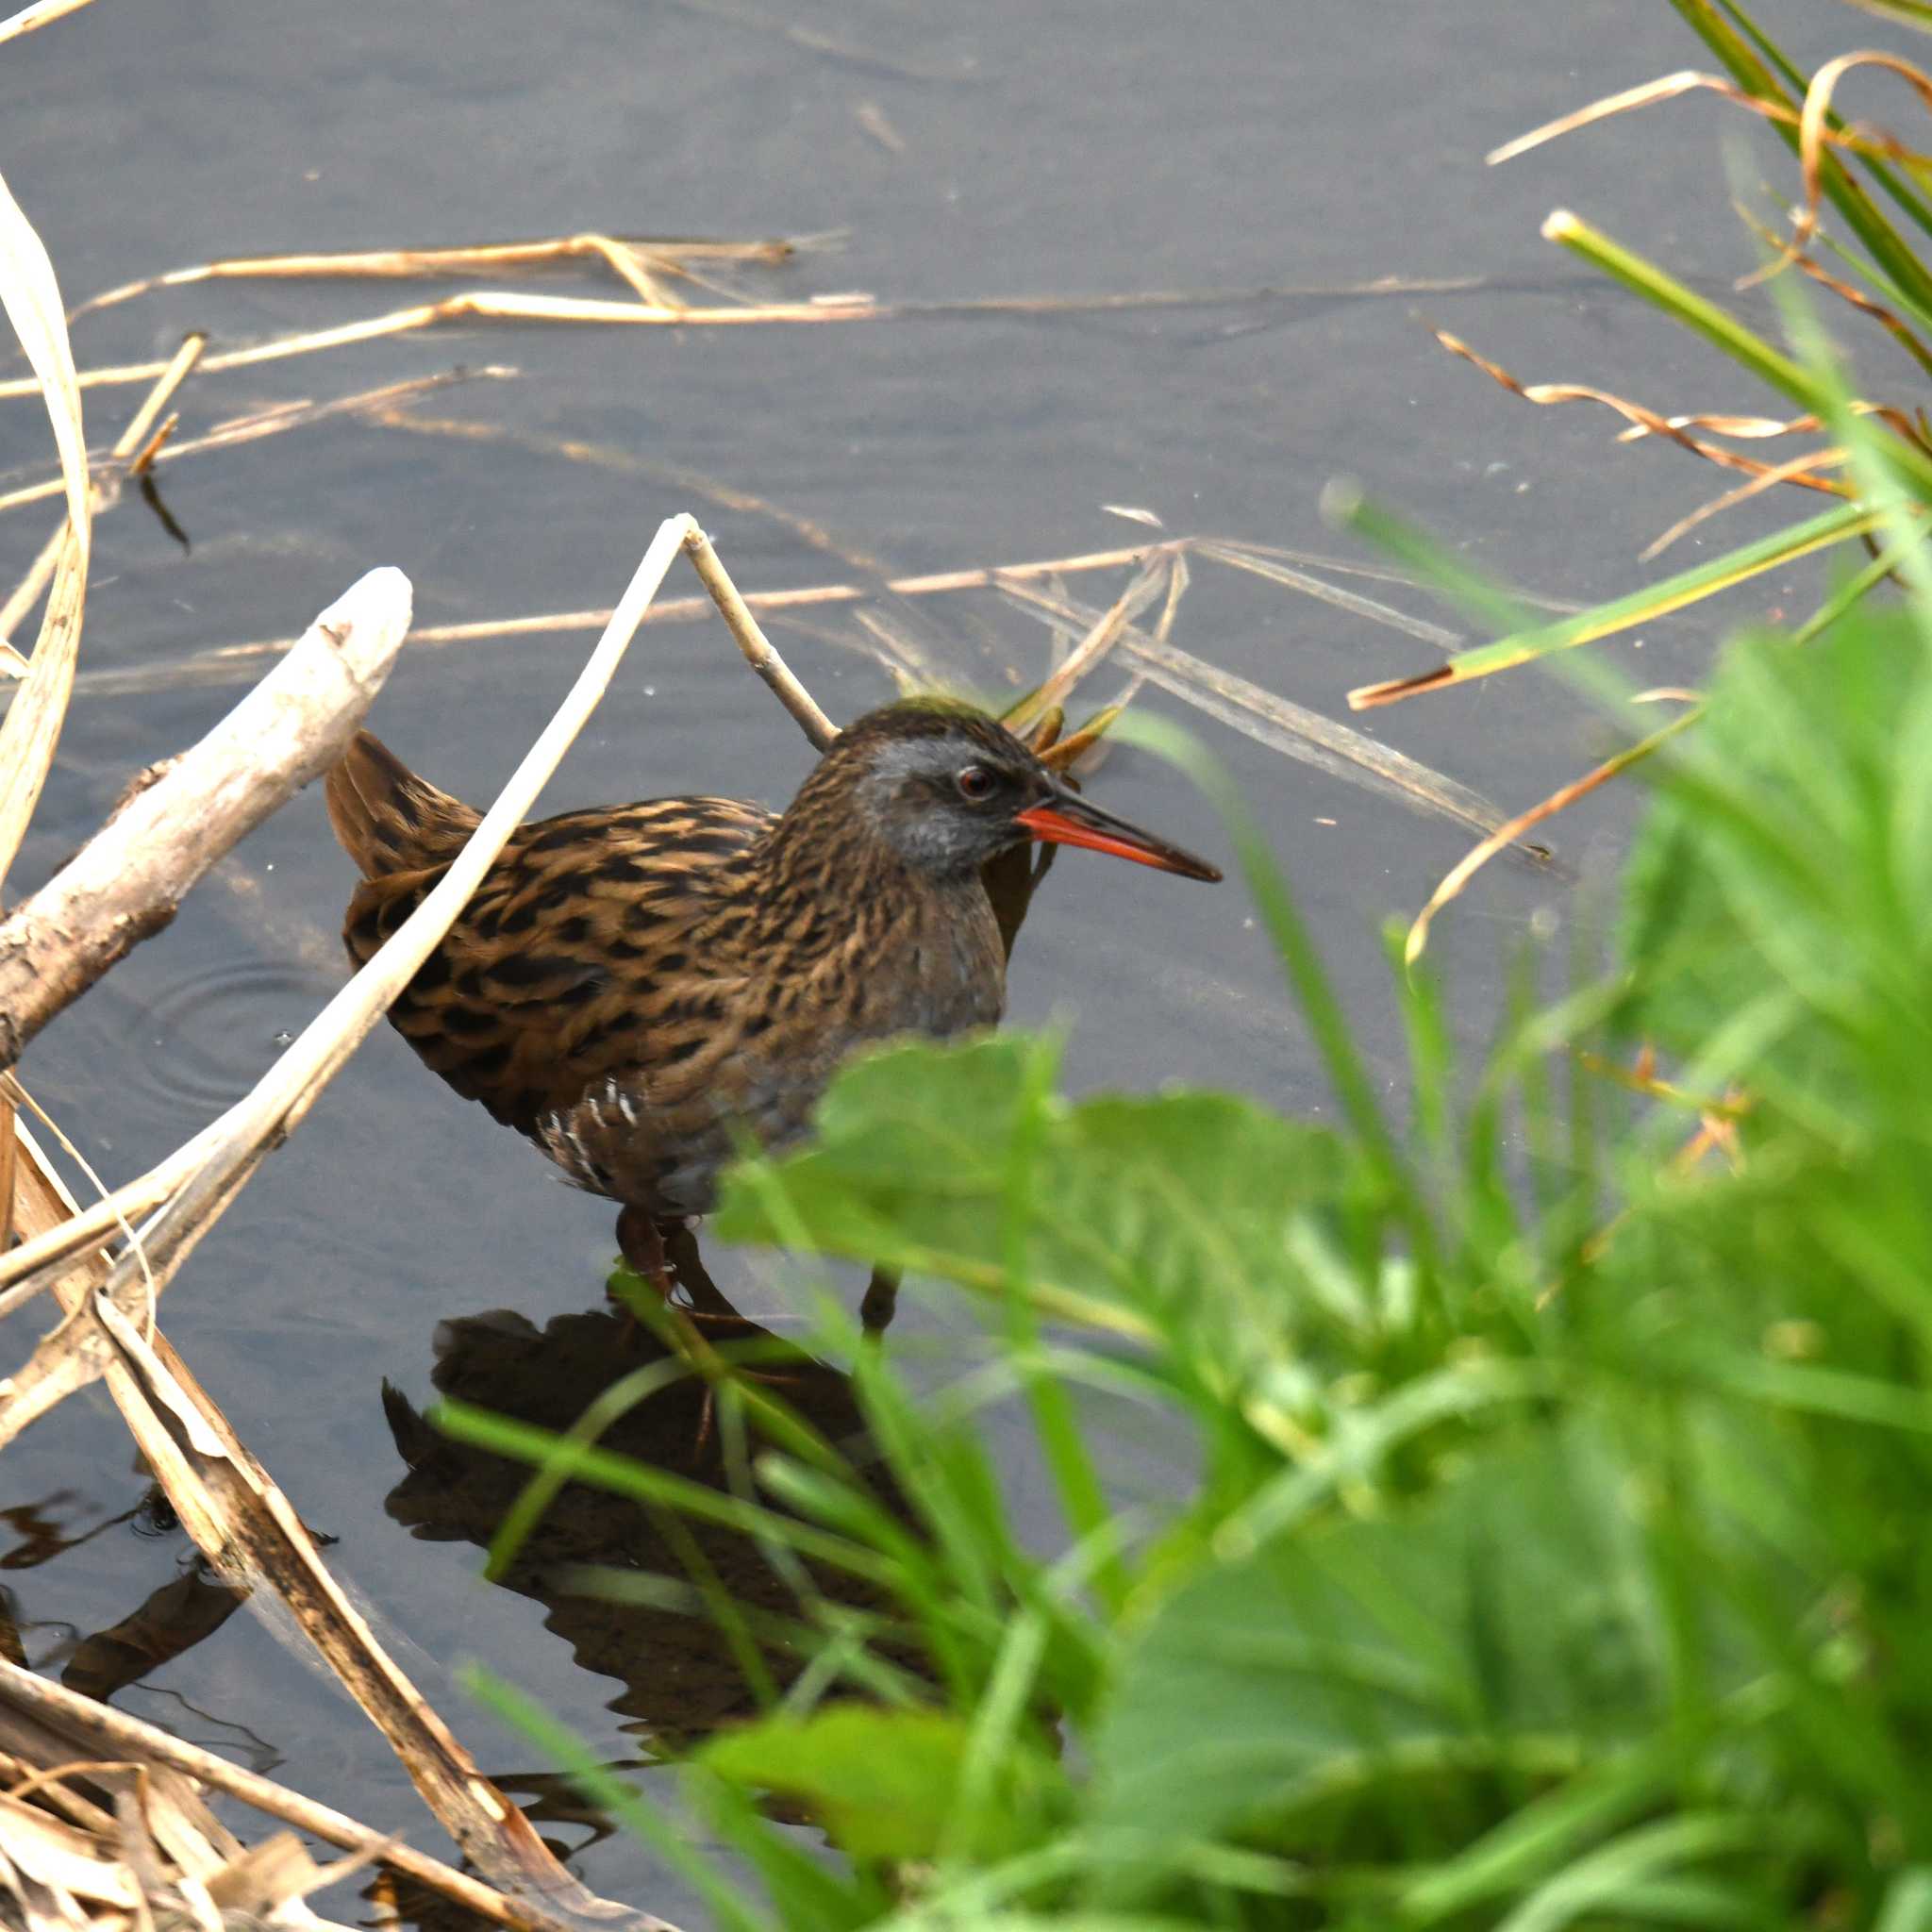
[808,698,1223,885]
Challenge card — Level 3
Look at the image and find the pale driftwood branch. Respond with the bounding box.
[0,1657,617,1932]
[682,523,839,748]
[0,566,413,1076]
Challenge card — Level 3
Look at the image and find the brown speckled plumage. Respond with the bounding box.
[326,699,1218,1274]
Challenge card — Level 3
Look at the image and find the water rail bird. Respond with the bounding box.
[326,698,1220,1296]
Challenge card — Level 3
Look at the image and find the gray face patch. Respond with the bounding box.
[852,736,1036,877]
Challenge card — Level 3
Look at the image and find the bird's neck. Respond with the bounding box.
[742,791,1004,1031]
[751,801,983,941]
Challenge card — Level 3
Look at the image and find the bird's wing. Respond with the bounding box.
[343,796,774,1136]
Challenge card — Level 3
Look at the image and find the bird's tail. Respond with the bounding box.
[324,730,480,879]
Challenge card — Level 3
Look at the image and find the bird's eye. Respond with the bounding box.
[956,763,997,802]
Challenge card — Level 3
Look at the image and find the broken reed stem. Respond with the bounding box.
[1006,549,1175,732]
[682,523,838,749]
[0,291,885,403]
[0,332,202,685]
[108,332,203,462]
[0,567,412,1075]
[0,361,504,525]
[0,1658,581,1932]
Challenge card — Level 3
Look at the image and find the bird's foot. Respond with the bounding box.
[860,1264,901,1339]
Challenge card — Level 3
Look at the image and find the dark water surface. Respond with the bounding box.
[2,0,1899,1919]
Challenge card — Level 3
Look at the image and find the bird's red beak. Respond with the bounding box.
[1015,791,1222,882]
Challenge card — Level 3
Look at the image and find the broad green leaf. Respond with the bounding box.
[1091,1427,1720,1864]
[715,1036,1352,1362]
[1622,606,1932,1108]
[700,1703,1068,1863]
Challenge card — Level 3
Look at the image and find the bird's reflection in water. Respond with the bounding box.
[382,1257,911,1757]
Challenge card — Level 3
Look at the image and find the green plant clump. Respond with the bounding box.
[442,591,1932,1930]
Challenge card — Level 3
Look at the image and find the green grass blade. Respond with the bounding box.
[464,1667,778,1932]
[1842,0,1932,25]
[1545,208,1818,408]
[1119,713,1441,1278]
[431,1399,899,1587]
[1348,497,1880,707]
[1673,0,1932,297]
[997,1034,1131,1619]
[1320,481,1540,635]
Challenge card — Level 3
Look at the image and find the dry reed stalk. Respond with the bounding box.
[1793,52,1932,258]
[0,273,1490,406]
[0,0,99,44]
[50,542,1172,701]
[1192,539,1464,648]
[997,576,1535,849]
[0,567,413,1074]
[1434,330,1851,492]
[1005,550,1175,733]
[67,233,800,321]
[1641,446,1852,560]
[682,524,839,747]
[0,1090,13,1249]
[1402,704,1703,966]
[1486,64,1932,176]
[0,365,510,524]
[0,1770,360,1932]
[0,290,890,403]
[0,1661,546,1932]
[0,164,90,890]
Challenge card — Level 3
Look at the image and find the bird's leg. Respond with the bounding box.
[860,1264,901,1340]
[615,1206,675,1298]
